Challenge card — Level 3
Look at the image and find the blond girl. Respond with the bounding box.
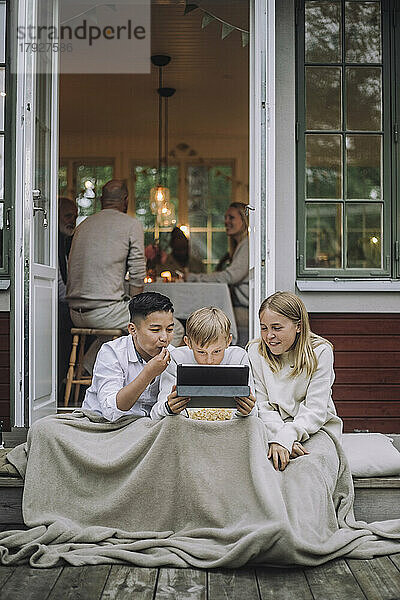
[248,291,342,471]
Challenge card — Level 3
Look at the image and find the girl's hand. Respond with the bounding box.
[268,442,290,471]
[290,441,310,458]
[235,393,256,416]
[167,385,189,414]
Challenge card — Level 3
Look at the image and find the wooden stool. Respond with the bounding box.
[64,328,123,407]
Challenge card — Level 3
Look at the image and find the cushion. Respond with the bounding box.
[342,433,400,478]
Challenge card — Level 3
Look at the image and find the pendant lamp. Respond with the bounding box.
[150,55,176,227]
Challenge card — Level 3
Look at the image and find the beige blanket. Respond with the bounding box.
[1,411,400,568]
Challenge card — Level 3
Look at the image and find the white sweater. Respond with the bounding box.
[150,345,256,420]
[247,341,342,452]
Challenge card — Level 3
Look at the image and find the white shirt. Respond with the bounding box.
[82,335,174,422]
[248,341,343,452]
[150,345,257,420]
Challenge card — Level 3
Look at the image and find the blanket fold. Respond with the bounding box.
[1,411,400,568]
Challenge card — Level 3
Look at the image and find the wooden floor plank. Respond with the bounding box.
[0,565,62,600]
[256,567,313,600]
[154,568,207,600]
[47,565,111,600]
[346,556,400,600]
[389,552,400,572]
[304,559,366,600]
[208,568,260,600]
[0,566,15,590]
[100,565,157,600]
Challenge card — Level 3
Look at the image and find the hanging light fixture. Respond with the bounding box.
[149,55,176,227]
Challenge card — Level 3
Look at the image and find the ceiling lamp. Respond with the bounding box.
[149,55,176,227]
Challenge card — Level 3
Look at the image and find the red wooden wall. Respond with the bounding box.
[310,313,400,433]
[0,312,399,433]
[0,312,10,431]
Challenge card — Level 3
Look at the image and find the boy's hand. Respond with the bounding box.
[290,441,309,458]
[145,348,170,379]
[268,442,290,471]
[167,385,190,414]
[235,392,256,416]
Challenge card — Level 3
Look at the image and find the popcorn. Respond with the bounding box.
[187,408,234,421]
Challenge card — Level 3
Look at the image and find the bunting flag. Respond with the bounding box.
[221,22,235,40]
[201,13,214,29]
[183,0,249,46]
[184,3,200,15]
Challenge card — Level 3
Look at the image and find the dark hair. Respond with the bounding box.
[128,292,174,323]
[101,179,128,206]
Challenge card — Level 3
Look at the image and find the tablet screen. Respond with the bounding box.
[177,364,249,387]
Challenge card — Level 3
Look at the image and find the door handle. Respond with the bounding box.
[33,205,48,228]
[246,205,255,214]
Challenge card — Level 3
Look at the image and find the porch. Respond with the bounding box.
[0,537,400,600]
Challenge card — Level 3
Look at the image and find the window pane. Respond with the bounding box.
[212,231,228,264]
[345,2,381,63]
[208,166,232,227]
[0,134,3,199]
[346,203,382,268]
[305,1,341,63]
[58,165,68,196]
[135,165,178,230]
[0,68,5,131]
[306,202,342,268]
[0,201,3,269]
[306,135,342,198]
[190,232,207,263]
[346,135,381,200]
[346,67,381,131]
[0,3,5,63]
[75,164,114,222]
[188,166,208,227]
[306,67,341,130]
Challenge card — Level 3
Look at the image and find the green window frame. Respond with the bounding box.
[296,0,399,279]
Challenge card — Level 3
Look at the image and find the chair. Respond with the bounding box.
[64,328,123,407]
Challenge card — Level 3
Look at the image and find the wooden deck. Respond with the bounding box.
[0,522,400,600]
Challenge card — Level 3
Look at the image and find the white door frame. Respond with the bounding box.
[249,0,275,339]
[13,0,59,427]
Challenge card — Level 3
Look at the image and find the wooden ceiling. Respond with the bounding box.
[59,0,249,140]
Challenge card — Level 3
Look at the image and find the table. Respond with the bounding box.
[146,282,238,344]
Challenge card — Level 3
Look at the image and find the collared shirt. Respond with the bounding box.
[82,335,174,422]
[150,345,257,420]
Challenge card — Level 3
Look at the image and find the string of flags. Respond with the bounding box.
[183,1,250,47]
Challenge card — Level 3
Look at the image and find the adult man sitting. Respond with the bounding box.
[58,197,78,394]
[66,179,146,371]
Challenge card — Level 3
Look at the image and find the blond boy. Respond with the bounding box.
[150,307,257,420]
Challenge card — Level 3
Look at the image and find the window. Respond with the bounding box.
[0,1,8,275]
[58,160,114,225]
[296,0,399,278]
[132,161,234,273]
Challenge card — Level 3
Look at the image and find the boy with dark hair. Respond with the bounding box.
[82,292,175,421]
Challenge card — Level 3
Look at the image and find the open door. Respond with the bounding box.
[13,0,59,426]
[249,0,273,339]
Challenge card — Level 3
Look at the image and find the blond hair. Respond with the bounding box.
[251,291,332,378]
[186,307,231,347]
[227,202,249,258]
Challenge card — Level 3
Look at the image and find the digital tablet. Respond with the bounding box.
[176,364,250,409]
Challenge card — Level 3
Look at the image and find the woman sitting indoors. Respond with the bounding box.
[185,202,249,346]
[248,291,343,472]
